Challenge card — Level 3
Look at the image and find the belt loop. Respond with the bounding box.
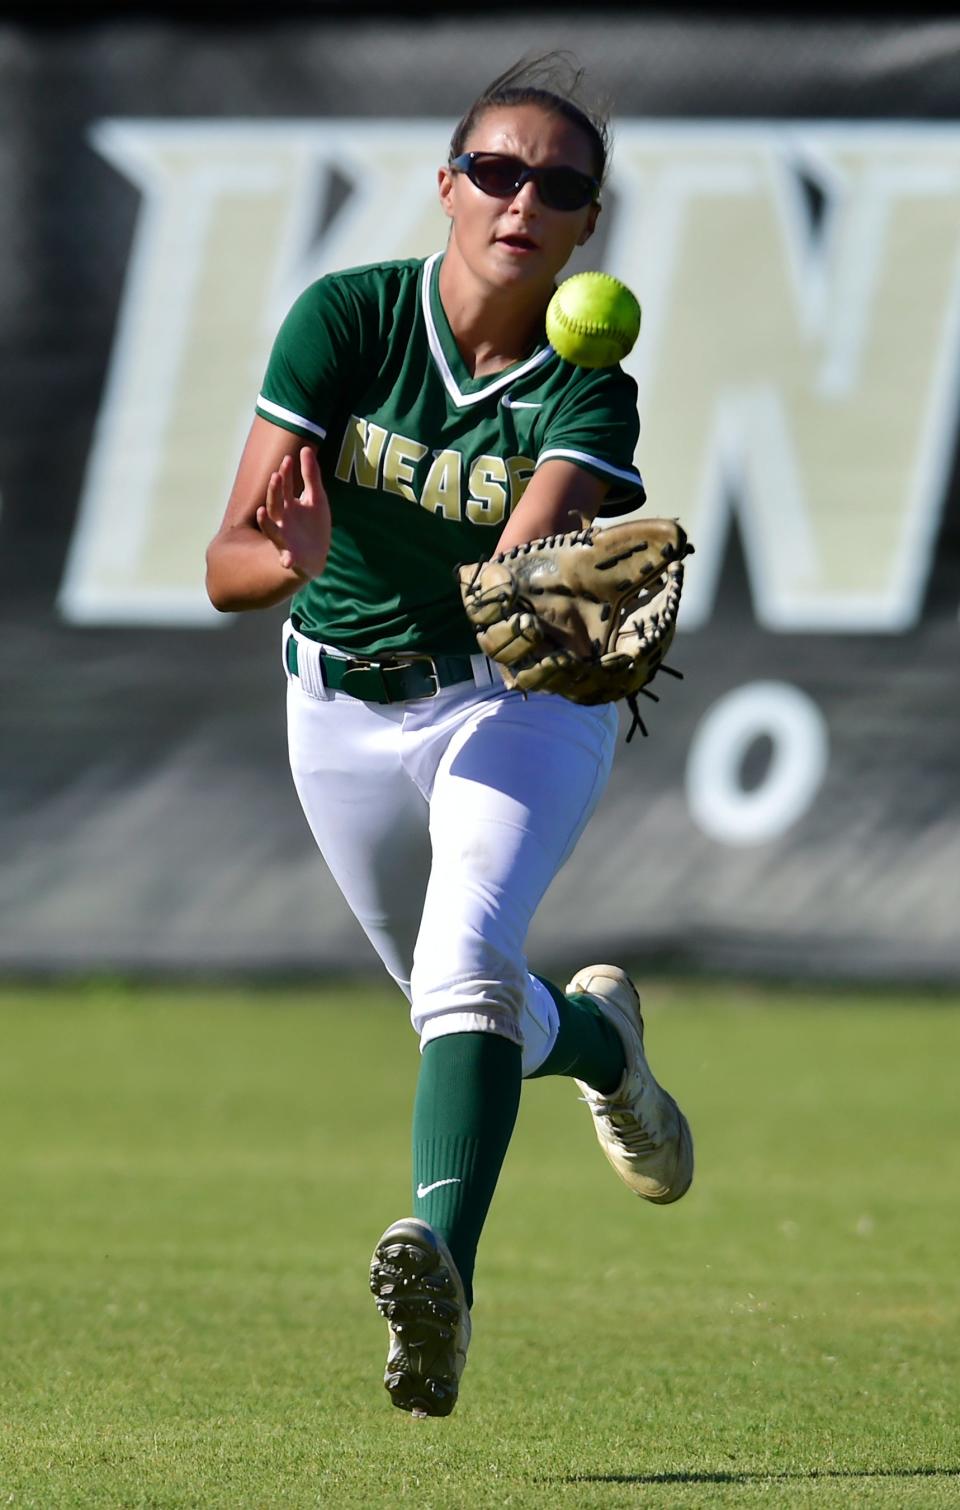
[292,632,330,700]
[470,653,496,688]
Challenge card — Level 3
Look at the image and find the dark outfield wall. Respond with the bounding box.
[1,14,958,979]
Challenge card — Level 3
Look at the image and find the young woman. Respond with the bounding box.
[206,56,693,1419]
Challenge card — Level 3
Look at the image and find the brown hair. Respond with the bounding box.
[449,53,612,186]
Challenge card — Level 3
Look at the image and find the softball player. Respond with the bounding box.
[206,55,693,1419]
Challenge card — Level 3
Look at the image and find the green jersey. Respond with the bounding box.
[256,252,645,656]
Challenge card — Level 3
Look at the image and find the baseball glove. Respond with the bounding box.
[458,518,692,740]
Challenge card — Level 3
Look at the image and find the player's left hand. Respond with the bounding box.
[458,518,693,740]
[257,446,332,581]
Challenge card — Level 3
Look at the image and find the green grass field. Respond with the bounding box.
[1,980,958,1508]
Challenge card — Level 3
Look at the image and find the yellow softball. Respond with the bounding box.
[545,271,642,369]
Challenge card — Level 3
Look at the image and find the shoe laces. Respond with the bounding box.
[580,1092,660,1155]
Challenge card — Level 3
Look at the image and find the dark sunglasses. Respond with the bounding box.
[449,151,600,212]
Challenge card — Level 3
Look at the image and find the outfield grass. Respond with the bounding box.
[0,979,958,1508]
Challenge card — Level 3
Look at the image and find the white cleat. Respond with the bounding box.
[369,1218,471,1418]
[566,964,694,1205]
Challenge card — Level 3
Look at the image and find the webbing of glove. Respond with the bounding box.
[457,518,693,739]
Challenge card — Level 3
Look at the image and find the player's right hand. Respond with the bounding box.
[257,447,332,582]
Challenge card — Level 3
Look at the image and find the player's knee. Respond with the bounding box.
[409,958,526,1045]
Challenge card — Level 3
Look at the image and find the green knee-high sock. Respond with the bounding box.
[527,975,626,1094]
[412,1032,522,1309]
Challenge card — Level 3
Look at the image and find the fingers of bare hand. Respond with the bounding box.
[264,471,286,525]
[257,504,281,547]
[300,446,320,500]
[280,454,301,504]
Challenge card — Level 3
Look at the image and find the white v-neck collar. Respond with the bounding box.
[420,251,554,409]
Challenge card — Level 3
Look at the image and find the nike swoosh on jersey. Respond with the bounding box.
[501,394,542,410]
[415,1178,463,1198]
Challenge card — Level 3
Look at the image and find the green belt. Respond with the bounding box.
[285,636,477,703]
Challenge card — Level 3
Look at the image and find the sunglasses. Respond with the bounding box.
[448,152,600,212]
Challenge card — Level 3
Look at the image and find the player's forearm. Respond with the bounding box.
[205,526,306,612]
[494,460,609,554]
[495,495,587,553]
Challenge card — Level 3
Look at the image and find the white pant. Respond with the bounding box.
[284,623,617,1076]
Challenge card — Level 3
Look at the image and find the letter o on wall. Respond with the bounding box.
[685,681,829,846]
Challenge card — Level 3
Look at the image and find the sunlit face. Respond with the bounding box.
[438,104,600,295]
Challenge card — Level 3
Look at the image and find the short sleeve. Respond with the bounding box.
[538,366,646,513]
[255,276,359,441]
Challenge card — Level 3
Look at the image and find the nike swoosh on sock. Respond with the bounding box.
[416,1177,463,1198]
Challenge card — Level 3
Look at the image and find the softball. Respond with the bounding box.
[545,272,642,369]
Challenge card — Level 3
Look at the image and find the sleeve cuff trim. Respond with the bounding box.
[535,447,644,489]
[256,394,327,440]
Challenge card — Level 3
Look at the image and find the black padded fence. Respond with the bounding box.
[1,12,958,979]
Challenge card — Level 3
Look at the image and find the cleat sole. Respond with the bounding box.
[370,1219,469,1419]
